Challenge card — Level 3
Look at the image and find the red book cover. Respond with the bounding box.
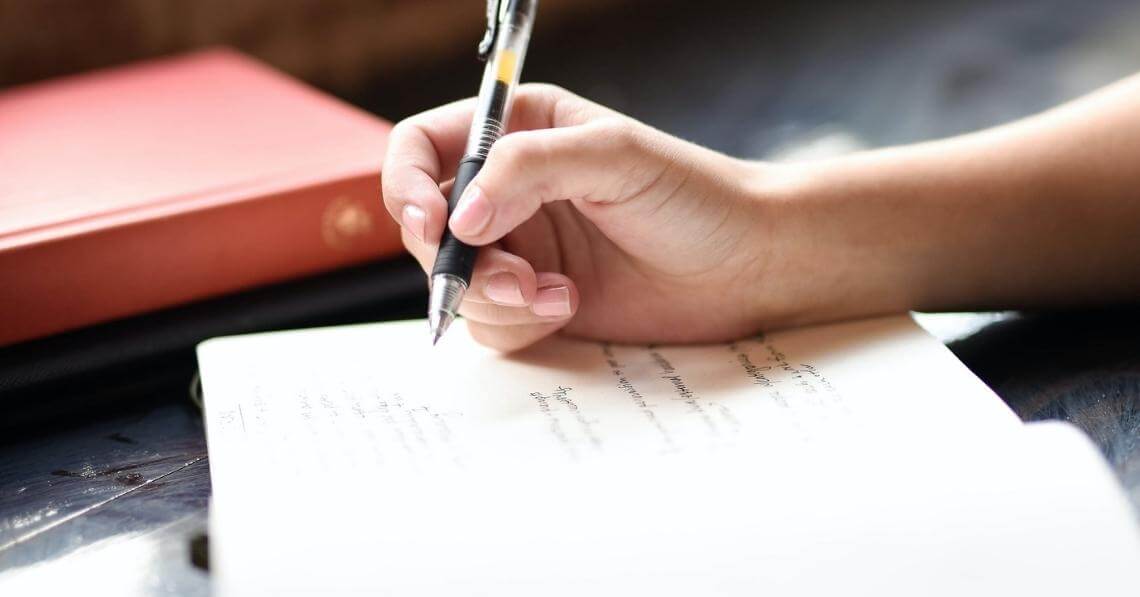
[0,49,402,346]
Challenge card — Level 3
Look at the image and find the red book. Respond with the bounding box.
[0,49,402,346]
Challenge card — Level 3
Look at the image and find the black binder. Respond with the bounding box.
[0,257,427,436]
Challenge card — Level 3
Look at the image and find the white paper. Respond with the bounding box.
[198,315,1140,596]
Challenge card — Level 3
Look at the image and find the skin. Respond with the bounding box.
[382,78,1140,351]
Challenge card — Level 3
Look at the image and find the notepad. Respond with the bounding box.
[198,316,1140,596]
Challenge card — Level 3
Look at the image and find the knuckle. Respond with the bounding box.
[494,133,561,202]
[387,119,416,144]
[381,175,414,205]
[597,117,640,151]
[499,251,531,272]
[525,82,570,102]
[492,252,537,282]
[521,84,598,128]
[488,133,537,171]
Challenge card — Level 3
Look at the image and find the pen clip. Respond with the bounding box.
[477,0,504,61]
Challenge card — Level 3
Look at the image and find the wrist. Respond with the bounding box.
[739,155,933,328]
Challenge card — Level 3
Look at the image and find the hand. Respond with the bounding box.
[382,84,791,350]
[385,75,1140,351]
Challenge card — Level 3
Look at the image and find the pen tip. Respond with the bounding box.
[428,306,456,347]
[430,320,447,346]
[428,274,465,347]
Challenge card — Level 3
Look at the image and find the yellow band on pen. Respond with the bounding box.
[495,49,518,83]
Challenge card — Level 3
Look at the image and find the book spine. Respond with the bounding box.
[0,174,404,346]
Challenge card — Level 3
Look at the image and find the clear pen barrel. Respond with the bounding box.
[463,5,535,160]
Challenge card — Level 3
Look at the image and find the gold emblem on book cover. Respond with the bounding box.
[321,196,374,250]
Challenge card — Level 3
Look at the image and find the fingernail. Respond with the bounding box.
[532,285,572,317]
[449,184,493,236]
[484,272,526,306]
[401,204,426,243]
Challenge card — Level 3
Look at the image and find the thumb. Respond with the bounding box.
[446,118,669,246]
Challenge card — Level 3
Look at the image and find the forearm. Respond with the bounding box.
[775,73,1140,318]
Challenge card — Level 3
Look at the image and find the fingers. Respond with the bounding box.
[407,238,578,352]
[463,273,580,352]
[403,232,532,300]
[436,253,580,351]
[402,233,577,321]
[382,99,474,246]
[460,271,577,319]
[383,84,606,247]
[447,118,667,246]
[468,249,538,306]
[383,85,606,352]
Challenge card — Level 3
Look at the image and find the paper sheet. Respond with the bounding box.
[198,315,1140,596]
[200,316,1018,472]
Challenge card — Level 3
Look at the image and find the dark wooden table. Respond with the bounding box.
[4,0,1140,593]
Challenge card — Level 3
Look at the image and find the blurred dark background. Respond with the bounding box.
[0,0,612,90]
[6,0,1139,157]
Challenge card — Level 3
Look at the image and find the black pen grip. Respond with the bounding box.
[431,157,484,283]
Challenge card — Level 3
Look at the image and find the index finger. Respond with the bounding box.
[382,97,476,246]
[381,84,604,245]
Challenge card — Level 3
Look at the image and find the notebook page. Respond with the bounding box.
[202,423,1139,596]
[197,315,1140,596]
[199,315,1018,475]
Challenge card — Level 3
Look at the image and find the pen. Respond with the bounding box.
[429,0,538,344]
